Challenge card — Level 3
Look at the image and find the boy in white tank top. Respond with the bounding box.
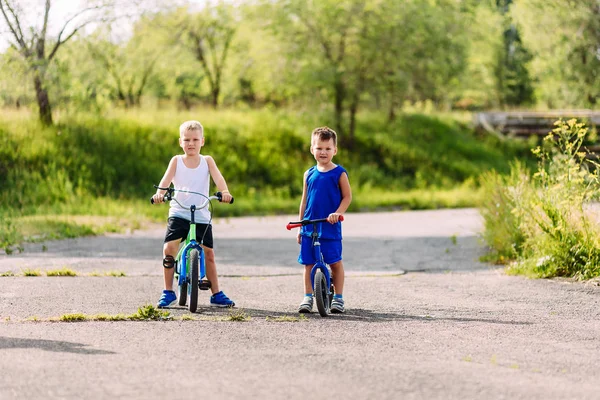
[151,120,235,308]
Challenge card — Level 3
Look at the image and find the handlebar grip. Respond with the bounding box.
[150,197,155,204]
[286,222,302,230]
[215,192,234,204]
[286,215,344,230]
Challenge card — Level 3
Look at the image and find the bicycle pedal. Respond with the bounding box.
[199,280,212,290]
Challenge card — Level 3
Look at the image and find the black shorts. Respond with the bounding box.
[164,217,213,248]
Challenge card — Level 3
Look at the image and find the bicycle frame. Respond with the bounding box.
[286,216,344,294]
[175,204,207,289]
[308,225,332,293]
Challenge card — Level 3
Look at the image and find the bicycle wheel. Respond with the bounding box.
[178,279,188,307]
[314,269,330,317]
[188,249,199,313]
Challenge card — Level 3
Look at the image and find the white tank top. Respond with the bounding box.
[169,155,211,223]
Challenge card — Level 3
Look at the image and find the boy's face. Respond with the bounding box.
[310,137,337,165]
[179,129,204,156]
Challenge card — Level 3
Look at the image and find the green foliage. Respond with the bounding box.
[0,109,525,207]
[479,162,528,263]
[512,0,600,107]
[480,119,600,279]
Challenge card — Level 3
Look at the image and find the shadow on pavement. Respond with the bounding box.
[0,336,115,355]
[330,308,532,325]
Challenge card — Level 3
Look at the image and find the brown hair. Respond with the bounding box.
[311,126,337,146]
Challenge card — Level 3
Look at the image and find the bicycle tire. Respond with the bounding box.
[314,269,330,317]
[178,279,188,307]
[189,249,199,313]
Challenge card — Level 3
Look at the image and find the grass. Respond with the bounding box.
[0,108,533,252]
[50,305,172,322]
[89,270,127,277]
[480,119,600,279]
[0,268,128,277]
[46,268,78,277]
[265,314,308,322]
[225,308,251,322]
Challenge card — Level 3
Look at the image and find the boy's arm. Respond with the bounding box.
[297,171,308,244]
[152,156,177,204]
[205,155,233,203]
[328,172,352,223]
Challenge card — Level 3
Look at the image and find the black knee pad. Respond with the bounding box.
[163,255,175,269]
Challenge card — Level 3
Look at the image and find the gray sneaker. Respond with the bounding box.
[298,296,313,313]
[331,297,345,313]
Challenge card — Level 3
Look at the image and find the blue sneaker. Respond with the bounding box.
[157,290,177,308]
[210,291,235,308]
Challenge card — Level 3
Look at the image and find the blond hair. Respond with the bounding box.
[179,120,204,137]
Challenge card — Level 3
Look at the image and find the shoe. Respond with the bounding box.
[210,291,235,307]
[157,290,177,308]
[298,296,313,313]
[331,297,345,313]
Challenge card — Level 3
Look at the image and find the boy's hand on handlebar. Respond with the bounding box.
[327,213,343,223]
[219,191,233,203]
[151,193,165,204]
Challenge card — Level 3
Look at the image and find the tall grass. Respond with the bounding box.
[480,119,600,279]
[0,108,531,252]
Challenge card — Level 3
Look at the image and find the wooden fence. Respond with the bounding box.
[474,111,600,137]
[474,111,600,154]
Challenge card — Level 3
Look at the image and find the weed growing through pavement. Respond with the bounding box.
[225,308,250,322]
[265,314,308,322]
[0,271,14,277]
[130,304,172,321]
[88,270,127,277]
[450,235,457,245]
[22,268,41,276]
[60,313,87,322]
[46,268,78,276]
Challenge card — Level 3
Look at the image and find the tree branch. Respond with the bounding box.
[48,4,109,61]
[0,0,29,55]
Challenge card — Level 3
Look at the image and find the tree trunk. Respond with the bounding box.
[334,76,345,137]
[348,93,359,150]
[211,86,220,108]
[387,80,396,122]
[33,74,53,126]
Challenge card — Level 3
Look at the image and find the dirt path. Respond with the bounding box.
[1,209,599,400]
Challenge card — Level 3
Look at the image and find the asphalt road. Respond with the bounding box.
[1,209,599,400]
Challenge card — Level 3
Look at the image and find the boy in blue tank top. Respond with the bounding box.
[296,127,352,313]
[151,120,235,308]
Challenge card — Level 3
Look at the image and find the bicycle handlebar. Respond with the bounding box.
[286,215,344,230]
[150,186,234,205]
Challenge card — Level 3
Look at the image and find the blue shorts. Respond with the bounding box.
[298,236,342,265]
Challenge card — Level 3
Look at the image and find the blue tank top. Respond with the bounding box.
[300,165,347,240]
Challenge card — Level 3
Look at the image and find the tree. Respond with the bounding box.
[0,0,117,125]
[264,0,469,145]
[85,19,162,108]
[493,0,534,107]
[175,2,238,108]
[264,0,378,147]
[512,0,600,107]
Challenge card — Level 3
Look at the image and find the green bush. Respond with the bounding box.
[480,119,600,279]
